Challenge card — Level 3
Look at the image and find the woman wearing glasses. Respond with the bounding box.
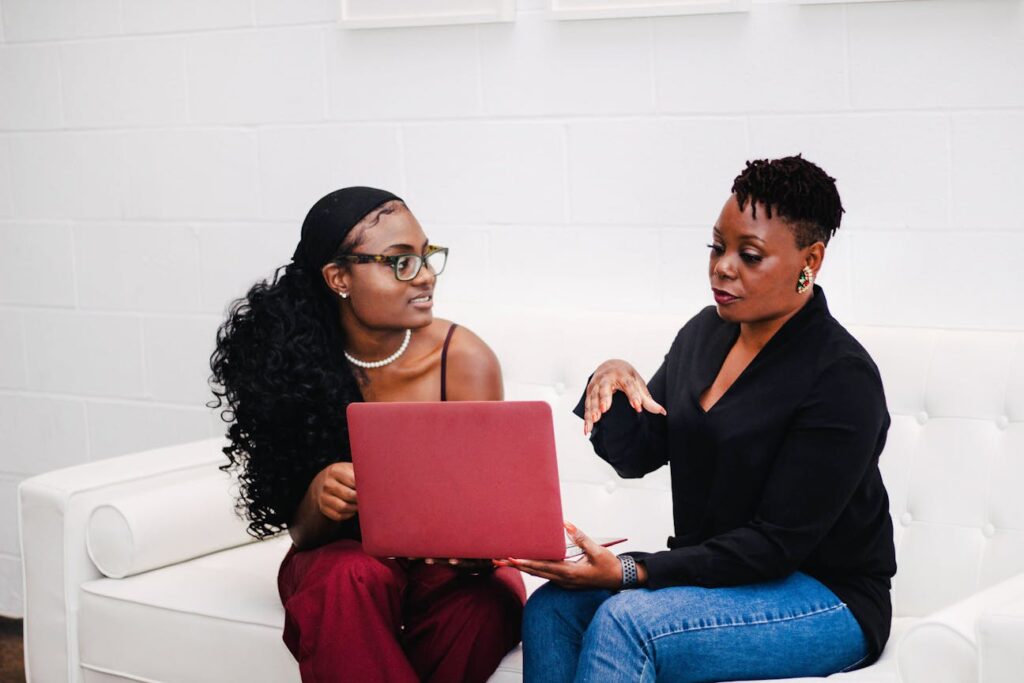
[209,187,525,683]
[511,157,896,682]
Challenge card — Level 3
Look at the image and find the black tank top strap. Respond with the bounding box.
[440,323,458,402]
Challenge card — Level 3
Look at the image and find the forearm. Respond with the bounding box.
[581,392,667,478]
[636,530,793,590]
[288,481,345,550]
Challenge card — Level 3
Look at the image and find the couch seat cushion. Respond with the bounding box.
[79,536,299,683]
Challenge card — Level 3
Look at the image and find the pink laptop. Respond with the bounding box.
[347,401,567,560]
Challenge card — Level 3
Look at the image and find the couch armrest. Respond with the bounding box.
[18,438,230,683]
[977,588,1024,683]
[897,572,1024,683]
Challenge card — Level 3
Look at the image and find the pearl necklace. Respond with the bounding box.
[345,329,412,369]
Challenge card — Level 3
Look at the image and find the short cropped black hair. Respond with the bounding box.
[731,155,844,248]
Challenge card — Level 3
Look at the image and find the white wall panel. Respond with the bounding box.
[480,11,654,116]
[23,311,145,398]
[0,477,19,553]
[0,0,121,42]
[0,222,75,307]
[0,394,88,475]
[848,231,1024,329]
[258,125,404,221]
[8,132,124,220]
[75,222,202,313]
[404,122,565,224]
[256,0,339,26]
[328,24,481,120]
[568,119,748,226]
[142,315,221,405]
[124,130,258,221]
[0,556,22,617]
[60,38,188,128]
[847,0,1024,110]
[951,113,1024,231]
[121,0,252,35]
[0,138,11,217]
[0,311,27,389]
[85,401,215,460]
[654,5,846,114]
[187,27,327,125]
[0,45,63,130]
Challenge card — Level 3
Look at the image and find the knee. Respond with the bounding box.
[589,592,645,641]
[523,582,604,644]
[309,545,400,595]
[338,554,399,591]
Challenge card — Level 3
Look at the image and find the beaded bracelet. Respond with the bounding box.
[619,554,640,590]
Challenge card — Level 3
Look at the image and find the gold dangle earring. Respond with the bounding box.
[796,266,814,294]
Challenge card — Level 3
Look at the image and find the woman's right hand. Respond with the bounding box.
[312,462,358,522]
[583,359,666,435]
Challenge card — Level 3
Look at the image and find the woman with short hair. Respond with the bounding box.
[512,156,896,683]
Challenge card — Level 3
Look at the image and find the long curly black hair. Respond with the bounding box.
[208,256,360,538]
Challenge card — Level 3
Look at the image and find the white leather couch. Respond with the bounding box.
[18,303,1024,683]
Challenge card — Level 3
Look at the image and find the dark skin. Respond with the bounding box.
[288,202,502,573]
[507,194,826,589]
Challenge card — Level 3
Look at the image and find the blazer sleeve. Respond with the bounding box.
[572,358,670,479]
[635,356,888,589]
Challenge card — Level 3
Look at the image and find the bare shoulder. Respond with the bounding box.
[441,322,503,401]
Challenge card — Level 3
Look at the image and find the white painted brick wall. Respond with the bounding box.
[257,124,405,220]
[748,113,952,229]
[0,0,122,42]
[653,6,849,114]
[121,0,253,35]
[124,129,260,220]
[0,223,76,306]
[187,27,327,125]
[0,139,12,217]
[10,132,125,218]
[327,24,482,120]
[1,0,1022,617]
[0,45,63,129]
[404,122,566,223]
[60,37,189,128]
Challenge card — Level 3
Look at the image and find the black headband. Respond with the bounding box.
[291,187,403,273]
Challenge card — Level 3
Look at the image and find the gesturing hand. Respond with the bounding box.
[583,359,666,435]
[312,462,358,522]
[497,523,630,591]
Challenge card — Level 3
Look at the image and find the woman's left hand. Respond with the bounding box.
[497,523,628,590]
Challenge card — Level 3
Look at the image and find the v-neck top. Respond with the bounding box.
[573,285,896,665]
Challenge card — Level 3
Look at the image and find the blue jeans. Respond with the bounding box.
[522,572,868,683]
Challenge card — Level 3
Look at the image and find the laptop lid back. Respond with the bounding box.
[347,401,565,560]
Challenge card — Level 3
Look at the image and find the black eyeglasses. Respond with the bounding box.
[335,245,448,282]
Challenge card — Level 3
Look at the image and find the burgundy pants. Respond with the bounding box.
[278,539,526,683]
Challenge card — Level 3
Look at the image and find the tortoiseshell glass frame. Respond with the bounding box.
[335,245,448,281]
